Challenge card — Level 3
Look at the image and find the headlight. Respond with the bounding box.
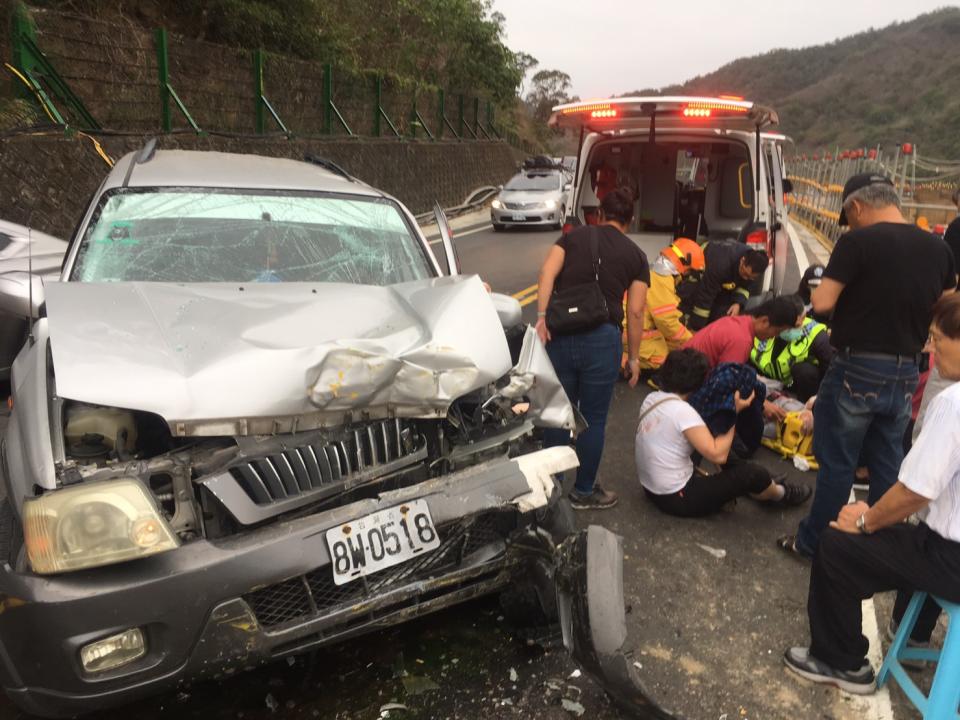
[544,199,558,210]
[491,199,503,209]
[23,479,179,574]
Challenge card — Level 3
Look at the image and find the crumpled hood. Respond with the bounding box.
[45,276,515,434]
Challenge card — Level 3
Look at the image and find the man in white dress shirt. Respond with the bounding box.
[783,292,960,694]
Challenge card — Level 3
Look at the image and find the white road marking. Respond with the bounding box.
[787,220,810,278]
[427,224,493,245]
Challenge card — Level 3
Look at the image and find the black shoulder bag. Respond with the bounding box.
[546,227,610,335]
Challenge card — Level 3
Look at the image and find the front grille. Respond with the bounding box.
[244,512,507,629]
[504,201,544,210]
[229,419,419,505]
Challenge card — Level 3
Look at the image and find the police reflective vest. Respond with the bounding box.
[750,318,827,386]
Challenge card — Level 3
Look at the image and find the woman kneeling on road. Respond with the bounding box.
[636,348,811,517]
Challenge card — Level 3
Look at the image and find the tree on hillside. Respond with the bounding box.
[526,69,573,124]
[514,52,539,95]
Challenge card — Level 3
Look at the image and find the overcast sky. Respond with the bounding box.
[493,1,955,99]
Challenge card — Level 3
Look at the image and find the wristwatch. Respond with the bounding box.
[856,513,870,534]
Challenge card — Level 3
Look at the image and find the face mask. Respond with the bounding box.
[780,327,803,342]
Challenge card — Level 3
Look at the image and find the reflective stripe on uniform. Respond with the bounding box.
[750,319,827,384]
[670,326,690,340]
[651,303,678,316]
[734,286,750,298]
[642,329,661,339]
[692,306,711,318]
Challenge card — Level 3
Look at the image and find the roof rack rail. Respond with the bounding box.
[137,137,158,164]
[303,154,354,182]
[522,154,562,171]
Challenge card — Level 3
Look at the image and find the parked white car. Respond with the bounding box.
[0,219,67,379]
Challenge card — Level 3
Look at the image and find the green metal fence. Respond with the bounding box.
[5,4,535,149]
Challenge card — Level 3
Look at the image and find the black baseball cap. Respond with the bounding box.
[837,173,895,226]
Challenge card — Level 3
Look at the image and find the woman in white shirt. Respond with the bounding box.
[636,348,812,517]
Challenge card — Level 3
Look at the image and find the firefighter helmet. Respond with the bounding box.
[662,237,705,274]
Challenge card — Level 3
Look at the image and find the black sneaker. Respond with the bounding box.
[568,486,619,510]
[783,647,875,695]
[776,481,812,506]
[761,479,811,507]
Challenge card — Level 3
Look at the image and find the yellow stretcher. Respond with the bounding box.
[761,411,819,471]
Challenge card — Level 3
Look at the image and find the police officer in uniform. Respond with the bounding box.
[751,296,833,401]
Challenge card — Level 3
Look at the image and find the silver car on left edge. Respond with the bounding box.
[490,168,571,231]
[0,144,670,719]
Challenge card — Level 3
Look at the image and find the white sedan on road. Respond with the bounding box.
[491,169,570,231]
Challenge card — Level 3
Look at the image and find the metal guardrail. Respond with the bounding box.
[414,186,499,225]
[788,149,959,247]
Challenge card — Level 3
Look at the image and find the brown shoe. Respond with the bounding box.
[569,486,619,510]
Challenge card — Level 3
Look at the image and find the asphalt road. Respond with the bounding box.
[2,220,931,720]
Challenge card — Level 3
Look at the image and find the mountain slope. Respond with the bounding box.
[634,9,960,158]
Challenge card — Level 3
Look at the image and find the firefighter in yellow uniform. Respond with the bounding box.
[626,238,705,369]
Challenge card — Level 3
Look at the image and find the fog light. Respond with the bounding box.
[80,629,146,673]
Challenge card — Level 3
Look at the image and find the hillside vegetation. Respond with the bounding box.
[633,8,960,158]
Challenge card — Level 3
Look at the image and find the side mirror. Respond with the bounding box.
[781,178,794,194]
[431,201,461,276]
[0,271,45,319]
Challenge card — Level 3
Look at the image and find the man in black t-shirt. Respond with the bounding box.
[782,173,957,559]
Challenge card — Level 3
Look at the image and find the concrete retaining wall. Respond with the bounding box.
[0,133,520,240]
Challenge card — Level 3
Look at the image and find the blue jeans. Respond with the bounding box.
[542,323,622,495]
[796,354,919,556]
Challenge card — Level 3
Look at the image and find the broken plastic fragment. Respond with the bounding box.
[509,667,518,682]
[561,699,586,716]
[696,543,727,559]
[569,669,582,679]
[401,675,439,696]
[379,703,408,718]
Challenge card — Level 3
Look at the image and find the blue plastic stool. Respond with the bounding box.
[877,592,960,719]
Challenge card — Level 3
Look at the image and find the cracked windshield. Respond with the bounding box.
[71,191,432,284]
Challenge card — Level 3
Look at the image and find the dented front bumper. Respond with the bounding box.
[557,526,680,720]
[0,448,577,718]
[1,448,673,720]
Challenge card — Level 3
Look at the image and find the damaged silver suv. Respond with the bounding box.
[0,145,665,718]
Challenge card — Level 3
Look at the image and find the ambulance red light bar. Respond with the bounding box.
[548,96,775,130]
[682,100,750,115]
[560,102,611,116]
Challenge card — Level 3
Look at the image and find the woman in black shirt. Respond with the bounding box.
[536,189,650,509]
